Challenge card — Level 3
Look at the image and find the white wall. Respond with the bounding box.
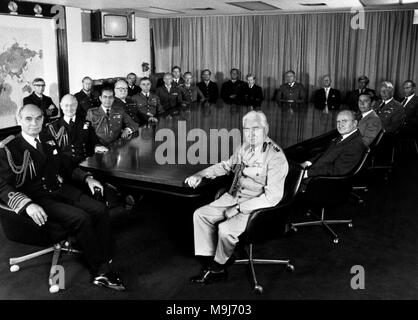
[66,7,150,93]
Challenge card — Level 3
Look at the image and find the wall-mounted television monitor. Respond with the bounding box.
[91,10,135,41]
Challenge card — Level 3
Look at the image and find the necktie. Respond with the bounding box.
[106,108,110,118]
[35,138,44,153]
[68,118,75,134]
[228,164,244,197]
[402,98,408,106]
[377,101,385,111]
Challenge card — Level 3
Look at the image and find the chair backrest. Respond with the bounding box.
[0,202,66,246]
[279,160,305,206]
[369,129,385,150]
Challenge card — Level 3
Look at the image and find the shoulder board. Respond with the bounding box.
[268,141,281,152]
[88,107,100,112]
[0,135,15,148]
[48,118,60,126]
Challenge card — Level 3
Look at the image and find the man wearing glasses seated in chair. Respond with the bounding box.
[185,111,289,284]
[0,104,126,291]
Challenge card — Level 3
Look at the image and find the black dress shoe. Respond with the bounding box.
[92,272,126,291]
[190,268,227,285]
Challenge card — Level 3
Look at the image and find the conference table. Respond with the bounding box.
[79,101,338,197]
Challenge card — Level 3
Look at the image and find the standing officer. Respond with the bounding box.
[275,70,306,111]
[45,94,107,165]
[23,78,59,124]
[74,76,100,119]
[185,111,289,284]
[131,77,162,124]
[86,86,138,147]
[0,104,125,290]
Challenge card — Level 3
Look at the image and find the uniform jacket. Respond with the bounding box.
[172,78,185,87]
[112,97,147,125]
[86,105,138,147]
[307,130,367,178]
[375,98,405,134]
[220,80,245,105]
[131,92,163,120]
[0,134,89,214]
[197,81,219,103]
[357,110,382,146]
[401,95,418,131]
[275,82,306,107]
[155,85,183,112]
[242,84,264,107]
[44,117,100,164]
[179,84,205,104]
[127,85,141,97]
[313,87,342,110]
[197,138,289,214]
[74,90,100,119]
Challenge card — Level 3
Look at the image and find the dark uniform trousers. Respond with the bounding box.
[0,134,113,273]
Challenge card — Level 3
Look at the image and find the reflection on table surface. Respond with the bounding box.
[80,101,338,189]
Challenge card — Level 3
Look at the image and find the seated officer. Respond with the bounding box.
[86,86,138,147]
[126,72,141,97]
[155,73,183,113]
[179,72,205,105]
[45,94,107,165]
[74,76,99,119]
[185,111,289,284]
[0,104,125,291]
[131,77,162,124]
[23,78,59,124]
[112,79,145,126]
[375,81,405,134]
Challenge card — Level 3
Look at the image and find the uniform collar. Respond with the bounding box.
[21,131,39,149]
[64,115,76,124]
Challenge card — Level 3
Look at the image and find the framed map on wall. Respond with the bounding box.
[0,14,60,129]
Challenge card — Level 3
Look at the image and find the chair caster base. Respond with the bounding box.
[333,238,339,244]
[10,265,19,272]
[49,284,60,294]
[286,264,295,272]
[254,284,263,294]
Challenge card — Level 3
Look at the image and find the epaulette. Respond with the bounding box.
[268,141,281,152]
[0,135,15,148]
[47,118,60,127]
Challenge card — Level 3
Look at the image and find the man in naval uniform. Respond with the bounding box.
[45,94,107,165]
[0,104,125,291]
[185,110,289,284]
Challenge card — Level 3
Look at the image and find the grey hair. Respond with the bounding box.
[242,110,269,134]
[60,94,77,104]
[337,109,357,121]
[380,81,394,93]
[16,103,43,119]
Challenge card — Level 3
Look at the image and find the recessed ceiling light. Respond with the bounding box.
[137,7,183,15]
[227,1,281,11]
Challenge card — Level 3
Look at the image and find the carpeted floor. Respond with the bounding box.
[0,144,417,300]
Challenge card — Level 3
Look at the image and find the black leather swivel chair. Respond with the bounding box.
[351,129,385,204]
[215,161,305,293]
[291,148,370,244]
[0,202,80,293]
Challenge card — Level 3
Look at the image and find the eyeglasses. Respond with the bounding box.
[115,87,128,91]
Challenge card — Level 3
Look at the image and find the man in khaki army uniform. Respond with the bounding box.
[185,111,289,284]
[86,86,138,147]
[131,77,162,124]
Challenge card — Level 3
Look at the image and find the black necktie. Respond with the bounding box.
[106,109,110,118]
[402,98,408,106]
[35,138,44,153]
[68,118,75,134]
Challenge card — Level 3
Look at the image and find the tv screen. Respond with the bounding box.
[103,14,128,37]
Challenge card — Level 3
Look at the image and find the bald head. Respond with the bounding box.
[60,94,78,118]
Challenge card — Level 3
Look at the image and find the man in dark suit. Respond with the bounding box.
[155,73,184,113]
[357,93,382,146]
[242,74,263,109]
[375,81,405,134]
[0,104,125,290]
[171,66,185,87]
[23,78,59,124]
[45,94,107,165]
[313,75,341,113]
[301,110,367,186]
[74,76,100,119]
[345,75,376,112]
[399,80,418,139]
[220,68,245,105]
[126,72,141,97]
[275,70,306,110]
[197,69,219,104]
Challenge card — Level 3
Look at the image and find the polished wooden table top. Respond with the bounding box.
[80,101,337,195]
